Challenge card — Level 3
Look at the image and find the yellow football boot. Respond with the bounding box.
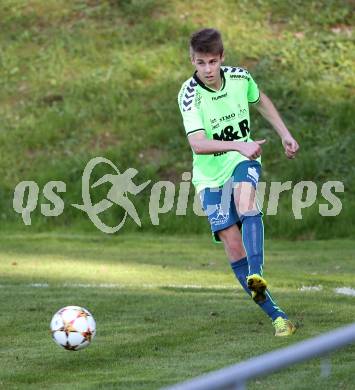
[273,316,297,337]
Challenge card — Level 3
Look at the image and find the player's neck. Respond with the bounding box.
[194,69,224,92]
[209,76,222,91]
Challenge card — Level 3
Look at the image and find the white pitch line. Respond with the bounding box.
[0,283,236,290]
[334,287,355,297]
[1,283,354,296]
[299,285,322,292]
[63,282,236,290]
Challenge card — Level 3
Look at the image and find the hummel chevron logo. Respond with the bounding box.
[184,93,194,99]
[182,79,197,111]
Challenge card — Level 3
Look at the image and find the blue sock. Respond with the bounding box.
[231,258,287,321]
[241,213,264,276]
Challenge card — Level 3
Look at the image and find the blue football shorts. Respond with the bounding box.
[199,160,262,243]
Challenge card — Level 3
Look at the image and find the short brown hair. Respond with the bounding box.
[190,28,224,56]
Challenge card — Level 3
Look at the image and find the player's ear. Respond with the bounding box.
[220,51,225,63]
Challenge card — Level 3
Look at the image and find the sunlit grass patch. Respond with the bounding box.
[0,233,354,388]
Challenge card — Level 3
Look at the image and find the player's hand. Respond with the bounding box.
[237,139,266,160]
[282,135,299,159]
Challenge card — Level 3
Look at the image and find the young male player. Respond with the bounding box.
[178,28,299,336]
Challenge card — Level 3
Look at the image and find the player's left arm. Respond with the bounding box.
[254,91,299,159]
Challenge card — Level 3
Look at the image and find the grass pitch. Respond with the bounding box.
[0,233,354,389]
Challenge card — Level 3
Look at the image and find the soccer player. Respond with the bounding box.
[178,28,299,336]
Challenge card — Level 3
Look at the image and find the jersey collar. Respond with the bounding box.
[193,69,226,93]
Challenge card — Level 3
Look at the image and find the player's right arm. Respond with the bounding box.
[188,131,266,160]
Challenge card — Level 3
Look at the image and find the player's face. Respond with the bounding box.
[191,52,224,90]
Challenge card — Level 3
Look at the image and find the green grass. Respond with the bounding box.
[0,0,354,237]
[0,233,354,389]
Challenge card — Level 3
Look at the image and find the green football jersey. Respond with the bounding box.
[178,66,261,193]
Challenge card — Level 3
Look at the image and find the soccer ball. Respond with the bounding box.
[50,306,96,351]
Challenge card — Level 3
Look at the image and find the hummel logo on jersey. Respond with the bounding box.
[230,74,250,80]
[212,92,227,101]
[247,167,259,183]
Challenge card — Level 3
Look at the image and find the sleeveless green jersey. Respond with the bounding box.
[178,66,261,193]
